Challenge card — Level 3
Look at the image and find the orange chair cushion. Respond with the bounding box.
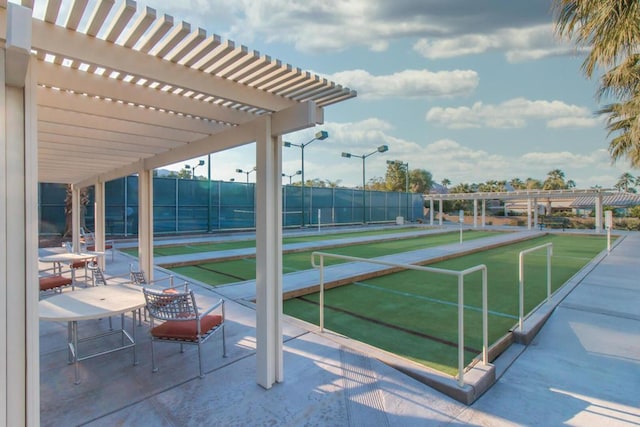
[87,244,112,251]
[71,260,90,269]
[151,315,223,341]
[40,275,72,291]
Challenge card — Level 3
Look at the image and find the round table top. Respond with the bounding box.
[39,252,104,264]
[39,284,146,322]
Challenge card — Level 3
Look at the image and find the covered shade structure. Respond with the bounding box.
[0,1,356,425]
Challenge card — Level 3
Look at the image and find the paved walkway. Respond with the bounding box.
[39,227,640,426]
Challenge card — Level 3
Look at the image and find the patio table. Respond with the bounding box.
[39,251,104,275]
[39,284,146,384]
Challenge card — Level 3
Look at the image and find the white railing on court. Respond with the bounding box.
[311,251,488,387]
[518,243,553,331]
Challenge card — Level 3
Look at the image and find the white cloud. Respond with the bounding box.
[137,0,565,60]
[323,69,479,99]
[413,25,573,63]
[426,98,599,129]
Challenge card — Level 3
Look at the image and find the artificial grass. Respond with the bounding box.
[283,233,610,376]
[120,226,433,257]
[169,230,500,286]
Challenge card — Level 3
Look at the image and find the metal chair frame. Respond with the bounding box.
[143,286,226,378]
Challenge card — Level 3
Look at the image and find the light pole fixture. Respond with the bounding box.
[342,144,389,224]
[282,170,302,184]
[185,159,205,179]
[235,166,256,183]
[387,159,410,221]
[283,130,329,227]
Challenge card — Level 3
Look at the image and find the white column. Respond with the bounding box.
[71,185,81,252]
[439,200,443,226]
[2,4,39,425]
[533,198,538,229]
[527,198,532,230]
[94,181,106,270]
[429,199,434,225]
[473,198,478,228]
[481,199,486,227]
[139,170,154,280]
[595,194,603,233]
[255,117,283,388]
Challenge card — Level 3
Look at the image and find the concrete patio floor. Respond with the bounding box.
[39,226,640,426]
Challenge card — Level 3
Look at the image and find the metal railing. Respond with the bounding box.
[518,243,553,331]
[311,251,488,387]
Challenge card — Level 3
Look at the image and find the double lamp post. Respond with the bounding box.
[284,130,329,227]
[342,145,389,224]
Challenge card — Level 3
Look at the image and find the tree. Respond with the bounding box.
[615,172,637,192]
[543,169,569,190]
[63,185,89,238]
[554,0,640,167]
[509,177,525,190]
[409,169,433,194]
[441,178,451,189]
[525,177,543,189]
[384,162,408,192]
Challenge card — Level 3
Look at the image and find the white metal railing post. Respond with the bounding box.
[457,274,465,387]
[319,254,325,332]
[482,266,488,365]
[311,251,488,389]
[518,251,525,331]
[518,242,553,331]
[546,245,552,302]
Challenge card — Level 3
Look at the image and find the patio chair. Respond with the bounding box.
[143,286,226,378]
[130,264,175,322]
[80,227,115,262]
[39,265,74,295]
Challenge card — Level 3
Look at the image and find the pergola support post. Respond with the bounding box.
[595,193,603,233]
[473,198,478,228]
[527,198,532,230]
[71,185,81,251]
[429,199,434,226]
[139,169,154,280]
[94,181,106,270]
[1,3,39,425]
[439,200,443,226]
[481,199,486,227]
[255,116,284,388]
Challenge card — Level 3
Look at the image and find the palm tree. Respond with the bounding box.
[615,172,636,192]
[441,178,451,189]
[543,169,568,190]
[554,0,640,167]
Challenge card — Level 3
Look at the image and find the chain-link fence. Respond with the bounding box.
[39,176,424,236]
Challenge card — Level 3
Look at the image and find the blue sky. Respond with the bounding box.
[32,0,635,188]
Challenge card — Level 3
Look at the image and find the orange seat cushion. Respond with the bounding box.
[151,315,223,341]
[87,244,112,251]
[71,260,90,269]
[39,275,72,291]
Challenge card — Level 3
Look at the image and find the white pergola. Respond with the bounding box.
[424,189,609,231]
[0,1,356,425]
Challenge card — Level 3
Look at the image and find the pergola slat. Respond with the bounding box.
[138,13,173,54]
[85,0,114,37]
[151,20,191,58]
[65,0,88,31]
[166,27,206,63]
[44,0,62,24]
[105,0,137,43]
[122,6,156,48]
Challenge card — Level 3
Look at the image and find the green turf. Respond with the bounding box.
[168,230,499,286]
[120,226,433,257]
[283,233,610,376]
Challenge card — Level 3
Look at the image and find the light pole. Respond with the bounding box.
[387,159,410,221]
[284,130,329,227]
[185,159,205,179]
[235,166,256,183]
[342,144,389,224]
[282,170,302,184]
